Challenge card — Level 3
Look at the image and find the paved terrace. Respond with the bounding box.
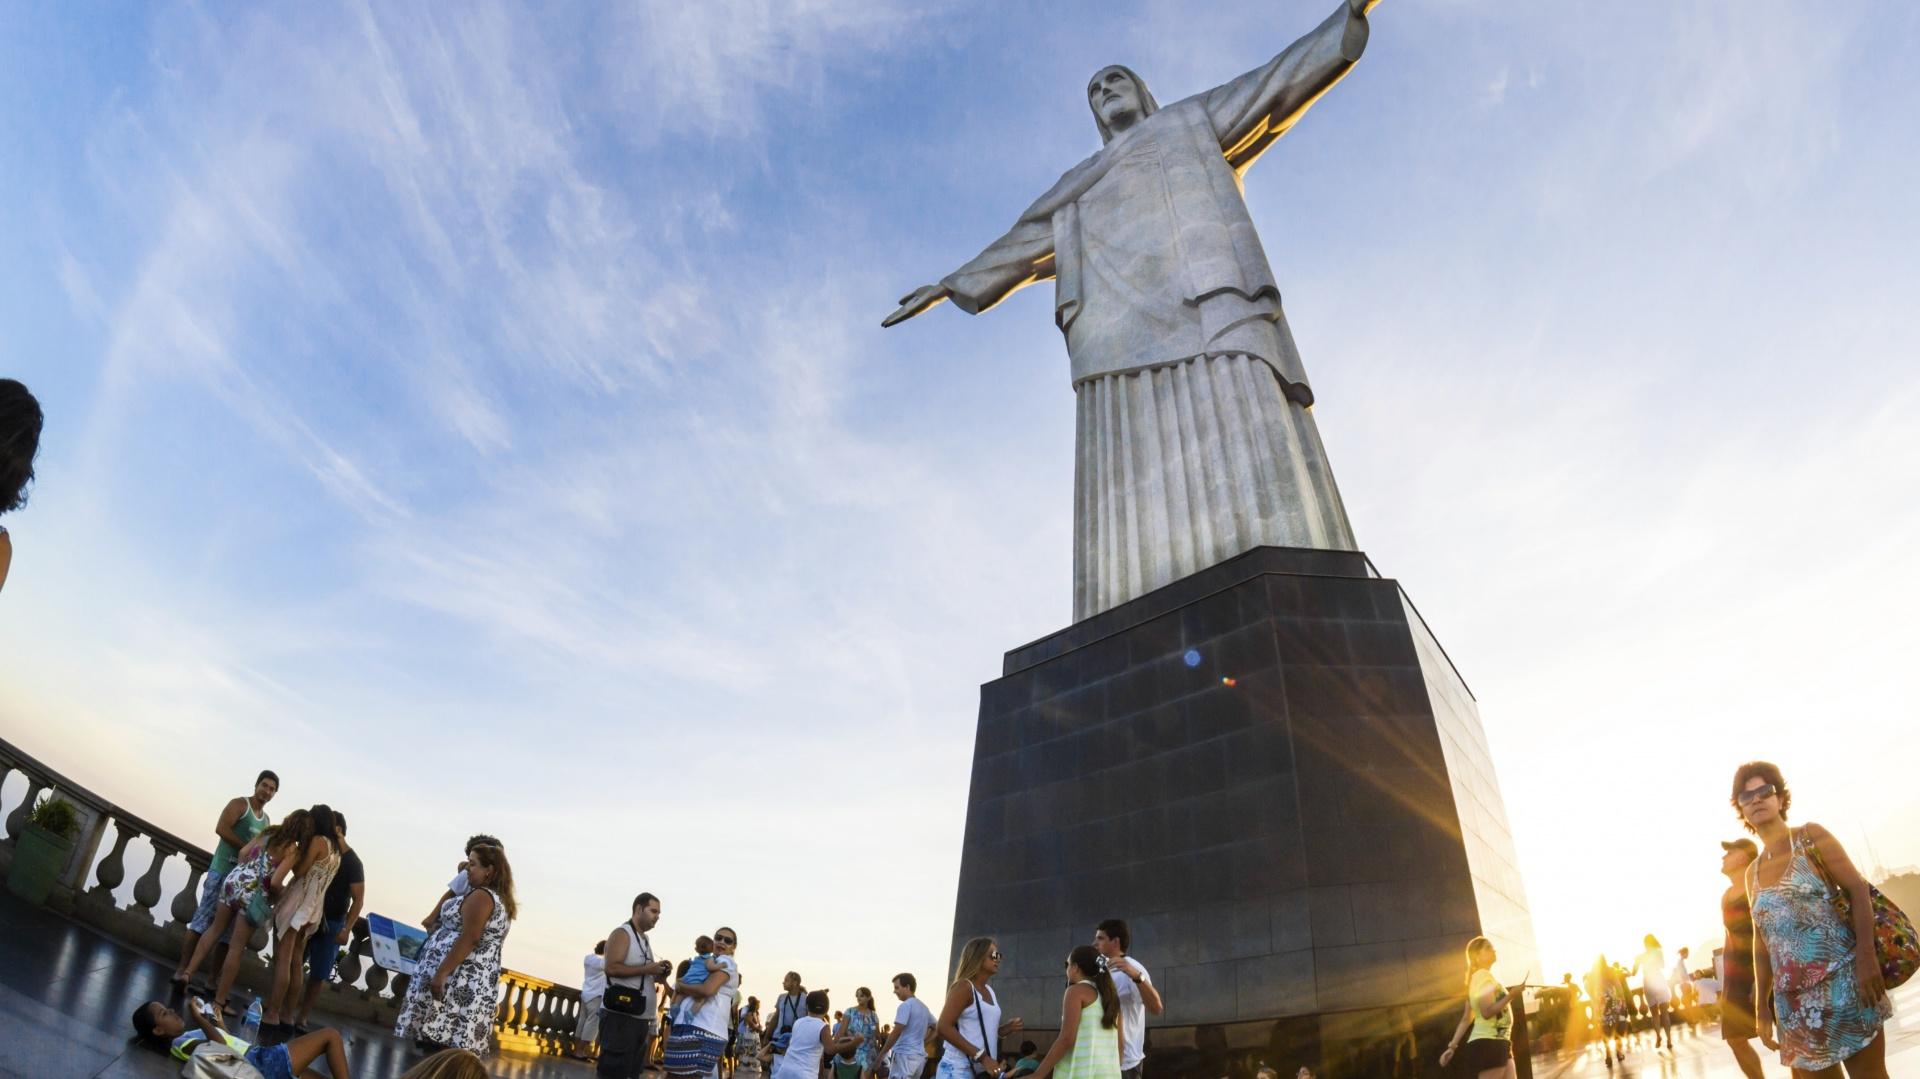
[7,886,1918,1079]
[0,887,594,1078]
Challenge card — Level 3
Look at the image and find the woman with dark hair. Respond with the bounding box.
[183,808,314,1016]
[0,378,44,593]
[938,938,1024,1079]
[132,995,350,1077]
[668,926,741,1079]
[1023,945,1119,1079]
[836,987,880,1079]
[263,804,340,1035]
[1439,936,1514,1079]
[395,843,517,1053]
[1737,760,1893,1077]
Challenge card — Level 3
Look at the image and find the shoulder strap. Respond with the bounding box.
[971,984,991,1060]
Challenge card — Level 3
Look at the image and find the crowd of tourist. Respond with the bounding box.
[115,745,1903,1079]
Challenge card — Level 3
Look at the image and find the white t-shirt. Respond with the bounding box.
[1670,957,1693,988]
[775,1015,828,1079]
[1110,960,1150,1069]
[893,996,934,1058]
[692,956,739,1038]
[582,953,608,1002]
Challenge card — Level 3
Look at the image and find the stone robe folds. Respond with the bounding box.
[940,4,1368,619]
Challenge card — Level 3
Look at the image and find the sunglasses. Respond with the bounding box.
[716,936,737,945]
[1736,783,1777,806]
[988,950,1003,961]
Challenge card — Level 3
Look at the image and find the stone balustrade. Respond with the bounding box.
[0,735,594,1055]
[496,968,586,1057]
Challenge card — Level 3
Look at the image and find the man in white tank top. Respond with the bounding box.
[601,892,673,1079]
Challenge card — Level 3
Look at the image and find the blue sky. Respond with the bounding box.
[4,0,1919,997]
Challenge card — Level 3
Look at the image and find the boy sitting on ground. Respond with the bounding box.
[133,995,351,1078]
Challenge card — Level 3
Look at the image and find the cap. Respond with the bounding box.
[1721,838,1758,857]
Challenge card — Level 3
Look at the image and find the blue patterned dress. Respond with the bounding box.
[1751,828,1894,1070]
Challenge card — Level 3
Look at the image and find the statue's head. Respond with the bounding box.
[1088,65,1158,143]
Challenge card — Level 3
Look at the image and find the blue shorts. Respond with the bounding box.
[304,918,347,983]
[246,1043,295,1079]
[187,869,229,935]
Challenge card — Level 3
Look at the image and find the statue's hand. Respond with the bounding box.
[882,284,951,327]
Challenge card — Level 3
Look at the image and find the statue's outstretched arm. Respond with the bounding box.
[882,214,1057,327]
[883,284,952,328]
[1204,0,1375,170]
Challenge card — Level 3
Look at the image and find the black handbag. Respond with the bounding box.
[604,924,653,1016]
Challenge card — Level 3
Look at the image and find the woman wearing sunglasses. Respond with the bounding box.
[937,939,1025,1079]
[1737,760,1892,1078]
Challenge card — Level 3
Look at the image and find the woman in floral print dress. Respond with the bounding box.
[396,843,517,1053]
[1737,761,1892,1077]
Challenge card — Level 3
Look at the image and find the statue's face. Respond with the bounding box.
[1088,67,1144,129]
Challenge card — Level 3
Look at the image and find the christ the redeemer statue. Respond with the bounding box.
[885,0,1379,621]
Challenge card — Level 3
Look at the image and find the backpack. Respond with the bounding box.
[181,1040,267,1079]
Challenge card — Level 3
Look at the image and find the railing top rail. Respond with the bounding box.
[1,733,212,862]
[501,968,560,990]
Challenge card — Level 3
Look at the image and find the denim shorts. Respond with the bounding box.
[246,1043,296,1079]
[304,918,347,983]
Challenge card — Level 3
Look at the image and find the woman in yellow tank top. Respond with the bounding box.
[1440,936,1515,1079]
[1026,946,1121,1079]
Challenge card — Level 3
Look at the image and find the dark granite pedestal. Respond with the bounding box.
[950,547,1537,1079]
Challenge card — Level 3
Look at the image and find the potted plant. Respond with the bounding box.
[6,795,81,904]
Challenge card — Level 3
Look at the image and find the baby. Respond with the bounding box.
[675,935,719,1019]
[132,995,350,1077]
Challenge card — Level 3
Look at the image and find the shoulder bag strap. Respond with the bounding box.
[970,984,991,1068]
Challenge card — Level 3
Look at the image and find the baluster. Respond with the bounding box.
[0,761,15,841]
[4,776,47,845]
[89,817,138,903]
[511,981,530,1032]
[364,954,390,998]
[338,920,367,988]
[132,837,175,917]
[171,862,207,927]
[389,971,409,1001]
